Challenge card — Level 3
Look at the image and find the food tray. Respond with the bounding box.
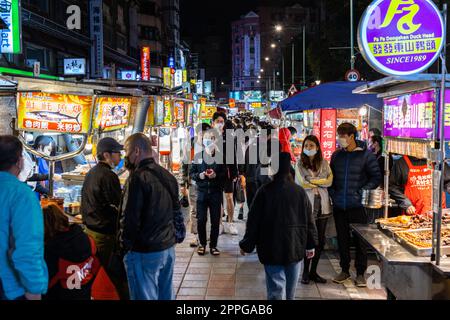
[393,228,450,257]
[61,174,86,182]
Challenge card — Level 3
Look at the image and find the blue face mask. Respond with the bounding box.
[303,149,317,157]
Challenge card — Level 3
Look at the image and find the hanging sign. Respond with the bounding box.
[17,92,93,134]
[141,46,151,81]
[320,109,337,161]
[164,98,172,124]
[358,0,445,76]
[94,97,132,132]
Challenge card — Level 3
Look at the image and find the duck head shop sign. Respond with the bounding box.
[358,0,445,76]
[17,93,93,134]
[94,97,132,132]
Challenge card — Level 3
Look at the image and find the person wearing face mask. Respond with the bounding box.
[295,135,333,284]
[119,133,181,300]
[0,135,48,300]
[81,137,129,300]
[190,131,227,256]
[329,123,381,287]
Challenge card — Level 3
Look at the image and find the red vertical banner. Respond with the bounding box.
[141,47,150,81]
[320,109,337,162]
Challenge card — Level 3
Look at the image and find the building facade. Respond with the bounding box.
[231,12,262,92]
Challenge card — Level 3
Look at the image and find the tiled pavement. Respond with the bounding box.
[174,214,387,300]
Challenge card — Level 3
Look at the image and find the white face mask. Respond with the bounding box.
[339,138,349,148]
[215,123,224,131]
[303,149,317,157]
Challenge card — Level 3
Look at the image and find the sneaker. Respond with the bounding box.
[332,271,351,284]
[238,207,244,220]
[310,273,327,284]
[190,238,198,247]
[229,223,238,235]
[355,275,367,287]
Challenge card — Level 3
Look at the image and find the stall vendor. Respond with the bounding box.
[389,155,450,216]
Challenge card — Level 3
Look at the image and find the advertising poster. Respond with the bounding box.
[94,97,132,132]
[17,92,93,134]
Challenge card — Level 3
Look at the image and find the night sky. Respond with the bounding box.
[179,0,319,82]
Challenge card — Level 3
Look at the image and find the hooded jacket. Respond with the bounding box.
[329,140,382,210]
[44,224,98,300]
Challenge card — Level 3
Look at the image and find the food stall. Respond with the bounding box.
[280,81,383,161]
[346,0,450,300]
[352,75,450,300]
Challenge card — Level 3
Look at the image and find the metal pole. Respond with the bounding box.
[49,160,55,198]
[273,69,276,91]
[282,50,285,91]
[303,25,306,85]
[435,3,447,266]
[350,0,355,70]
[292,42,295,84]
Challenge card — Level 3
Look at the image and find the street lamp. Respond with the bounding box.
[275,25,283,32]
[265,57,270,61]
[260,69,264,72]
[271,43,276,48]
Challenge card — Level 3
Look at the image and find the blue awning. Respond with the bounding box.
[280,81,383,113]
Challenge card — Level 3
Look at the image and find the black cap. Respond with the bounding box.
[97,137,123,155]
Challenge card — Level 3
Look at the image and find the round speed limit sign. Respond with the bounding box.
[345,69,361,82]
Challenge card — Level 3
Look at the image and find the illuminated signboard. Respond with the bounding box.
[17,92,93,134]
[141,46,150,81]
[94,97,132,132]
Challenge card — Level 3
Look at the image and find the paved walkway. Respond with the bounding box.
[174,216,387,300]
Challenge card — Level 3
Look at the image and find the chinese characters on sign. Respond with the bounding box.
[319,109,337,162]
[64,58,86,75]
[94,97,132,131]
[90,0,104,78]
[141,47,150,81]
[358,0,444,76]
[163,67,172,88]
[0,0,21,54]
[383,90,434,139]
[17,92,93,134]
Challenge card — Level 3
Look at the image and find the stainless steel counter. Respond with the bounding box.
[351,224,450,300]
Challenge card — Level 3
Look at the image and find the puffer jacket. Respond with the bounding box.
[0,172,48,300]
[329,141,382,210]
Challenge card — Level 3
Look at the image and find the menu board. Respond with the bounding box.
[94,97,132,132]
[384,90,435,139]
[17,92,93,134]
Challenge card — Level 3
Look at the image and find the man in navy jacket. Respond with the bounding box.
[329,123,381,287]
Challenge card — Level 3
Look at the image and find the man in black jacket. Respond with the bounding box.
[240,152,318,300]
[81,137,128,299]
[120,133,180,300]
[190,129,226,256]
[329,123,381,287]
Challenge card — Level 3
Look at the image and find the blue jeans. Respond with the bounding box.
[123,246,175,300]
[264,262,301,300]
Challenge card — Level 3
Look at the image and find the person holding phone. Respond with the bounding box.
[190,130,226,256]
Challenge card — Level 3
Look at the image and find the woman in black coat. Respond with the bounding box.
[239,152,318,300]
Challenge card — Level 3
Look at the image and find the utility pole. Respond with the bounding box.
[350,0,355,70]
[291,43,294,85]
[303,25,306,85]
